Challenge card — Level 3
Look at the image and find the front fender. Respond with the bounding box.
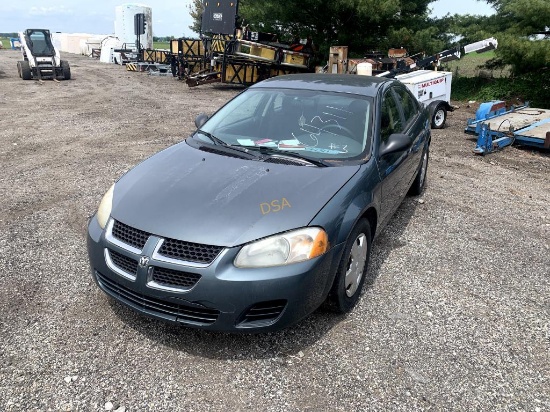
[307,162,381,299]
[309,162,381,247]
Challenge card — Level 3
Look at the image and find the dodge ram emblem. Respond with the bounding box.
[138,256,149,268]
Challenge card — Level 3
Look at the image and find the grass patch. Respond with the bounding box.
[153,41,170,50]
[445,49,549,108]
[1,37,13,49]
[443,50,510,78]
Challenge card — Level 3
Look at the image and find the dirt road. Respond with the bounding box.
[0,50,548,411]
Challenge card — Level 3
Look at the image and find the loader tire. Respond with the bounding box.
[61,60,71,80]
[20,60,32,80]
[17,61,22,78]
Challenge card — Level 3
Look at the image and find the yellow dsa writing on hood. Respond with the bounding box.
[260,198,291,215]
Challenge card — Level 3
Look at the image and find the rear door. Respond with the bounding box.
[377,87,410,225]
[392,85,425,186]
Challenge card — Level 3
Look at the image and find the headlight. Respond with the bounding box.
[96,184,114,229]
[234,227,329,268]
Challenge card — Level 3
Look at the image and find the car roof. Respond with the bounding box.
[251,73,393,97]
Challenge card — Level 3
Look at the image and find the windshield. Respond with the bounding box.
[25,30,56,57]
[195,88,373,163]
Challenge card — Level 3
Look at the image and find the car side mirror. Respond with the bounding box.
[379,133,411,157]
[195,113,209,129]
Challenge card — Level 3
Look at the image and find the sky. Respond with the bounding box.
[430,0,495,18]
[0,1,496,37]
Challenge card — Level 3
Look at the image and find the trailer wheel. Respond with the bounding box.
[432,104,447,129]
[20,60,32,80]
[61,60,71,80]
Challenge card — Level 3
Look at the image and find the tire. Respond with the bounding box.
[329,219,372,313]
[408,146,429,196]
[431,104,447,129]
[61,60,71,80]
[20,60,32,80]
[17,61,22,78]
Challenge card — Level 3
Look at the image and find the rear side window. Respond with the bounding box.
[394,87,419,126]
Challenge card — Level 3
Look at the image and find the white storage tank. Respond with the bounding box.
[357,62,373,76]
[114,3,153,49]
[100,37,124,63]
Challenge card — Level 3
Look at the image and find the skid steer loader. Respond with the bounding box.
[16,29,71,81]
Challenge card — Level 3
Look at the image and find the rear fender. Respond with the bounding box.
[427,100,454,117]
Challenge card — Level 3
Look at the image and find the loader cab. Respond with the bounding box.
[24,29,56,57]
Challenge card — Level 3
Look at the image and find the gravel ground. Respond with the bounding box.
[0,50,548,412]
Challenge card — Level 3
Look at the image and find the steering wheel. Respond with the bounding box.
[319,123,355,139]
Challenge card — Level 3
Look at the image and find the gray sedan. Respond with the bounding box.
[87,74,431,332]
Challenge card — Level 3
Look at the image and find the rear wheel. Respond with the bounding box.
[61,60,71,80]
[409,146,429,196]
[20,60,32,80]
[432,104,447,129]
[329,219,372,313]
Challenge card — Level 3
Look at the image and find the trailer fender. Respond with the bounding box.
[428,100,453,129]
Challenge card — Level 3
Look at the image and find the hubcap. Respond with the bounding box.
[344,233,368,297]
[434,109,445,127]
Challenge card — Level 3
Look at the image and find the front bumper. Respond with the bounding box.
[87,216,344,332]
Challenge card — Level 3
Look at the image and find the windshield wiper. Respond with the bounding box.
[243,146,331,167]
[195,131,263,159]
[196,129,226,146]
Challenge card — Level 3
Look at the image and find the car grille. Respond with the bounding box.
[112,220,150,250]
[157,238,223,264]
[239,300,287,326]
[151,266,201,289]
[109,249,138,276]
[95,271,220,325]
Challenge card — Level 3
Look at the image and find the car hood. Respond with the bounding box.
[111,142,360,247]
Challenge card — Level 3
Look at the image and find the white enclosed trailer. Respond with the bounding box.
[395,70,453,128]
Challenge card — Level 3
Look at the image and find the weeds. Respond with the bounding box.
[452,69,550,108]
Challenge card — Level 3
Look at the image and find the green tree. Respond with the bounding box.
[493,0,550,74]
[188,0,204,34]
[448,0,549,74]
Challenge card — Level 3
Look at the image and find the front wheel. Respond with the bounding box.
[329,219,372,313]
[431,105,447,129]
[20,60,32,80]
[61,60,71,80]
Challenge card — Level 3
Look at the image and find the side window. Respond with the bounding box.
[380,90,403,144]
[394,87,418,126]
